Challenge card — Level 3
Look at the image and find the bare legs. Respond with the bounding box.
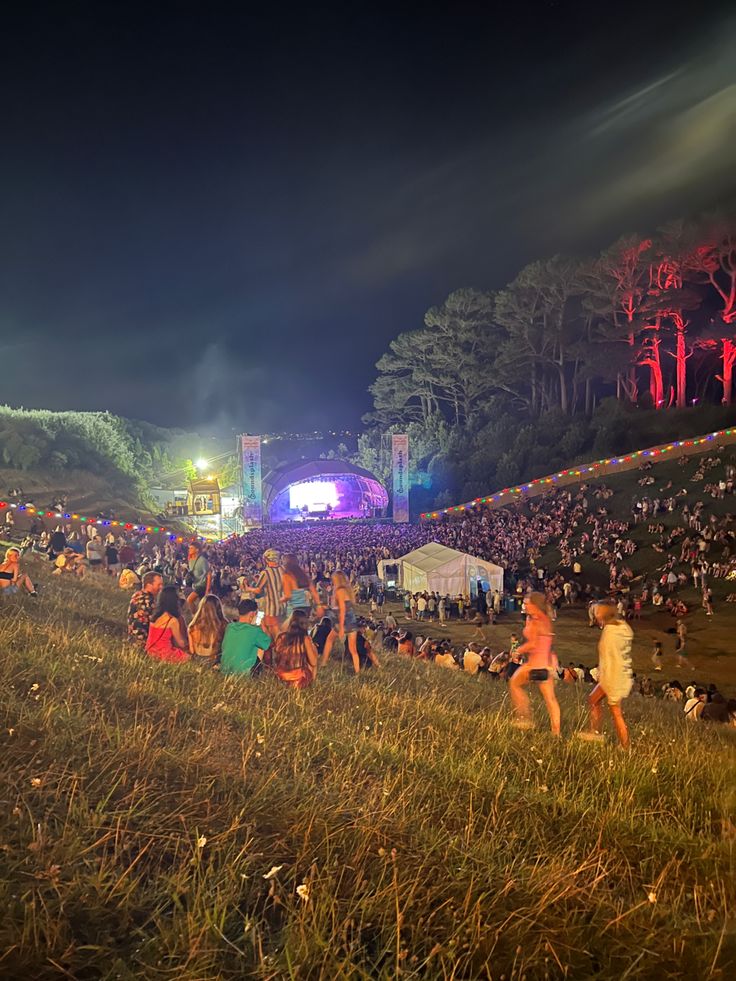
[585,684,629,748]
[320,631,360,673]
[509,667,561,735]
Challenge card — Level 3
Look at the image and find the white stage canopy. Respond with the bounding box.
[388,543,504,596]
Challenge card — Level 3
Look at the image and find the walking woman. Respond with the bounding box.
[579,602,633,748]
[188,593,228,667]
[508,592,561,735]
[145,585,189,663]
[272,610,318,689]
[320,571,362,673]
[280,553,322,621]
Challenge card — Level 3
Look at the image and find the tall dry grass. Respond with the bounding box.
[0,562,734,979]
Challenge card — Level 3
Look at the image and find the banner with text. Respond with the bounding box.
[392,433,409,523]
[241,435,263,527]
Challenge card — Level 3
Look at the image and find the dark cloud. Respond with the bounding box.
[0,2,734,433]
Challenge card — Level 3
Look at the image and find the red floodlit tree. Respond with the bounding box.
[585,236,653,403]
[686,215,736,403]
[644,225,702,409]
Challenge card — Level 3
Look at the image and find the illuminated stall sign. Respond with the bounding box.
[392,433,409,523]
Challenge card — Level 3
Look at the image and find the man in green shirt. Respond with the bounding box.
[220,599,271,675]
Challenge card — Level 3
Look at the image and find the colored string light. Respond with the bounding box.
[420,427,736,518]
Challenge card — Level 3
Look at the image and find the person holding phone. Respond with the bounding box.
[219,598,272,676]
[508,592,561,735]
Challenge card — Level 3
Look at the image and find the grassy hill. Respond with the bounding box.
[0,560,733,979]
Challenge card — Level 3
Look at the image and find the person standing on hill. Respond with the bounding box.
[241,549,284,639]
[579,602,633,748]
[186,542,211,613]
[508,592,561,735]
[675,619,692,669]
[280,553,322,620]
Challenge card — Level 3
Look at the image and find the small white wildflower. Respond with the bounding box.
[30,778,42,787]
[197,836,207,849]
[29,683,40,693]
[647,891,657,904]
[256,734,265,745]
[8,728,15,736]
[263,864,283,880]
[535,758,543,764]
[255,751,262,758]
[296,883,310,902]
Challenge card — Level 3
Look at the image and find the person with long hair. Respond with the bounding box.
[280,553,322,620]
[320,572,362,673]
[0,547,37,596]
[145,585,189,663]
[508,592,561,735]
[272,610,318,689]
[188,593,228,667]
[579,602,633,748]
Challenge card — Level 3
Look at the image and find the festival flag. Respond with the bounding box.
[241,435,263,527]
[392,433,409,523]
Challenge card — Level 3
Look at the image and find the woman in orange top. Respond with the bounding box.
[272,610,318,688]
[509,592,561,735]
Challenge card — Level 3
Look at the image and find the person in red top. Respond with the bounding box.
[508,592,561,735]
[145,585,189,663]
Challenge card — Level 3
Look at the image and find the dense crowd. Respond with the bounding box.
[3,448,736,733]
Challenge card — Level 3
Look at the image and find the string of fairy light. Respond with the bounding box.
[419,428,736,520]
[0,504,198,542]
[2,427,734,536]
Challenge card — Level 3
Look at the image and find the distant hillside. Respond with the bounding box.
[0,406,220,514]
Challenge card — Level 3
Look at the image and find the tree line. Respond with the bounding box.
[368,213,736,426]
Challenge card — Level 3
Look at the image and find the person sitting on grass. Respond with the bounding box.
[434,647,459,670]
[578,602,633,748]
[349,620,381,674]
[219,598,272,676]
[683,687,707,721]
[462,644,483,676]
[0,547,38,597]
[145,585,189,663]
[127,571,163,646]
[53,548,87,579]
[271,610,318,689]
[188,593,229,668]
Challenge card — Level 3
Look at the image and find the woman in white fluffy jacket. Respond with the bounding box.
[579,602,634,748]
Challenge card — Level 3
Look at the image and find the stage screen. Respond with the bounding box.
[289,480,339,512]
[268,469,389,523]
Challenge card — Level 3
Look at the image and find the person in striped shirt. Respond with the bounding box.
[242,549,284,640]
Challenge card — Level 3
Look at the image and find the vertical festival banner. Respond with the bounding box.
[241,435,263,527]
[392,433,409,523]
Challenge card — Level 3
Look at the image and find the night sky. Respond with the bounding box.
[1,1,735,434]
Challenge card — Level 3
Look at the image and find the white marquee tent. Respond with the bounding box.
[390,542,503,596]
